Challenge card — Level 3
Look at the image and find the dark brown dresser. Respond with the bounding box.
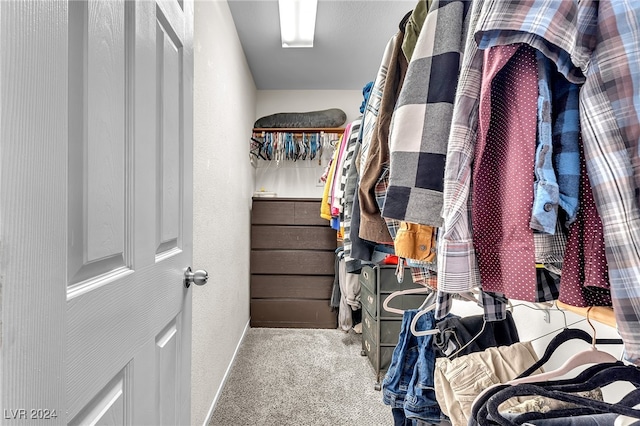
[250,198,338,328]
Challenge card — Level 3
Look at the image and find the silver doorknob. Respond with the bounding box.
[184,267,209,288]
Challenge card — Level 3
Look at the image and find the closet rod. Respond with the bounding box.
[556,301,616,328]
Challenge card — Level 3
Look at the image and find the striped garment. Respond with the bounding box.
[358,34,397,178]
[341,132,362,269]
[382,0,472,227]
[331,120,359,217]
[335,117,362,259]
[329,122,351,216]
[358,23,407,244]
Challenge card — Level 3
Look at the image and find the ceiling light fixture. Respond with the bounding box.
[278,0,318,48]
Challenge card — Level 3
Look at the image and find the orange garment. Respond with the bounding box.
[320,135,343,220]
[394,222,436,263]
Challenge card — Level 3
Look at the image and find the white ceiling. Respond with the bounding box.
[227,0,416,90]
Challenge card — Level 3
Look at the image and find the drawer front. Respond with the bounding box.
[293,201,327,225]
[251,225,336,250]
[378,267,418,292]
[251,275,333,299]
[362,310,378,343]
[380,319,403,345]
[361,285,377,318]
[379,294,427,318]
[380,345,394,371]
[363,329,395,373]
[250,299,337,328]
[251,200,295,225]
[362,328,379,371]
[360,265,376,294]
[251,250,335,275]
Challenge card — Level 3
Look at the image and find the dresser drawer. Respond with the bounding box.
[361,285,377,318]
[378,266,417,292]
[380,319,403,345]
[380,346,394,371]
[362,309,378,342]
[360,265,421,295]
[379,294,427,318]
[363,329,394,372]
[362,328,379,371]
[364,314,403,346]
[360,266,377,294]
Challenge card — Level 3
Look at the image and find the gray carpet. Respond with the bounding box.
[209,327,394,426]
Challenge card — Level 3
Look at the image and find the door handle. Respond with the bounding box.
[184,267,209,288]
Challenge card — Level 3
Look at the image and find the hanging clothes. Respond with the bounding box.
[329,121,354,217]
[472,44,539,301]
[435,0,640,364]
[382,0,471,228]
[558,135,611,308]
[401,0,428,63]
[381,309,445,425]
[358,32,398,180]
[340,119,364,272]
[357,12,409,244]
[435,0,503,321]
[434,341,542,426]
[573,0,640,364]
[320,134,343,221]
[347,30,400,264]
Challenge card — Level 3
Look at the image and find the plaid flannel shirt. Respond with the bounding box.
[576,0,640,364]
[436,0,491,320]
[383,0,472,228]
[437,0,580,321]
[440,0,640,363]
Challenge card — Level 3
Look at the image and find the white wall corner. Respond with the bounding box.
[202,320,251,426]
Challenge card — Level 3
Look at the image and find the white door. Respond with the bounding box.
[1,0,195,424]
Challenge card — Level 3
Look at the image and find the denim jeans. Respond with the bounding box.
[382,309,443,424]
[392,408,451,426]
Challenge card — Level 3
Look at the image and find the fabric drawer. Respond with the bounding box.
[362,309,378,343]
[378,266,418,292]
[379,319,402,345]
[363,328,395,373]
[361,285,377,318]
[379,294,427,318]
[360,265,376,294]
[362,328,380,372]
[379,345,394,371]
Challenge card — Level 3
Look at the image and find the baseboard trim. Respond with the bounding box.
[202,319,251,426]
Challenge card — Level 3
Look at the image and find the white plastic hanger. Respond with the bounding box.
[382,287,432,315]
[508,306,618,385]
[410,302,439,336]
[409,291,481,337]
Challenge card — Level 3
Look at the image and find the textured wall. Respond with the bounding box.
[192,1,256,424]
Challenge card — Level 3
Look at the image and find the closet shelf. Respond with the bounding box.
[253,127,345,133]
[556,301,616,328]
